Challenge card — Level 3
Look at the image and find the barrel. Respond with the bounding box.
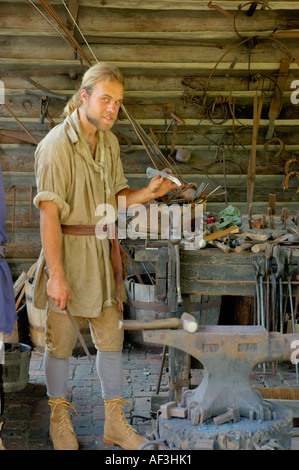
[125,272,169,349]
[0,343,31,392]
[188,293,222,325]
[25,277,46,352]
[25,277,95,355]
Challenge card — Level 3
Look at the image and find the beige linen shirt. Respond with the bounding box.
[33,109,129,317]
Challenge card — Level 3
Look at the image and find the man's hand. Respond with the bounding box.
[46,272,72,311]
[116,168,182,208]
[147,168,181,198]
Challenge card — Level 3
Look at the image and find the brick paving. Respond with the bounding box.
[0,347,167,451]
[1,346,299,451]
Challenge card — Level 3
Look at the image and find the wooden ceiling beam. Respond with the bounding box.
[3,1,297,10]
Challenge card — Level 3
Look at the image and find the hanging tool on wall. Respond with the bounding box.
[23,76,67,128]
[264,134,285,162]
[247,93,264,207]
[207,1,234,19]
[266,59,290,140]
[149,111,186,159]
[283,158,299,194]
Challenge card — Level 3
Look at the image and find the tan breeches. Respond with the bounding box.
[45,304,124,359]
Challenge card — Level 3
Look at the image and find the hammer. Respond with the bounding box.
[119,312,198,334]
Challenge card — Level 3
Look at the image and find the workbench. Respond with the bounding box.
[133,243,299,297]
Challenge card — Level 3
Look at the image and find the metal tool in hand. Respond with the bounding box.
[146,167,182,187]
[44,267,92,362]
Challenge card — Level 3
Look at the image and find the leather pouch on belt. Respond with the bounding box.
[32,249,48,310]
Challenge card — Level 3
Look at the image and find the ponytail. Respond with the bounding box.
[62,89,81,117]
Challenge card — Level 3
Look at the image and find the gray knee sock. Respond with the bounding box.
[96,350,123,400]
[44,352,69,398]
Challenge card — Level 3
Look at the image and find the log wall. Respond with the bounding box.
[0,0,299,277]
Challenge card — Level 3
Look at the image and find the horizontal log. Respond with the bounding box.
[2,90,299,122]
[4,232,41,258]
[2,72,299,95]
[180,278,256,296]
[2,172,298,190]
[3,26,299,42]
[2,116,299,129]
[2,4,299,33]
[2,119,299,151]
[1,35,299,64]
[69,9,299,34]
[2,0,299,10]
[1,58,299,76]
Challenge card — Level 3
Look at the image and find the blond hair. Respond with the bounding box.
[63,62,124,117]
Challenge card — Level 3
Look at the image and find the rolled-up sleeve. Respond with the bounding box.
[34,140,71,222]
[34,190,70,221]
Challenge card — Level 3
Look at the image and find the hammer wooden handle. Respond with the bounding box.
[209,240,231,253]
[235,242,252,253]
[119,312,198,333]
[204,225,239,242]
[251,243,271,253]
[119,318,182,330]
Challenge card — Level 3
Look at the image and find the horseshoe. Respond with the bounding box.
[283,171,299,193]
[284,158,299,175]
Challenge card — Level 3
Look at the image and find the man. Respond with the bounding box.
[33,62,176,451]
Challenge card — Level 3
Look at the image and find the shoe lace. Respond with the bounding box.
[49,398,78,436]
[107,397,137,436]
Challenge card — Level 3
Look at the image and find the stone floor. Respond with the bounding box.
[0,347,164,451]
[1,345,299,452]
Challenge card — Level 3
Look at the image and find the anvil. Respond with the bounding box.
[143,325,299,425]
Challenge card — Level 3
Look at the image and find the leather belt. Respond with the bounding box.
[61,224,107,236]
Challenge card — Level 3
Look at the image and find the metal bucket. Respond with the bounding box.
[0,343,31,393]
